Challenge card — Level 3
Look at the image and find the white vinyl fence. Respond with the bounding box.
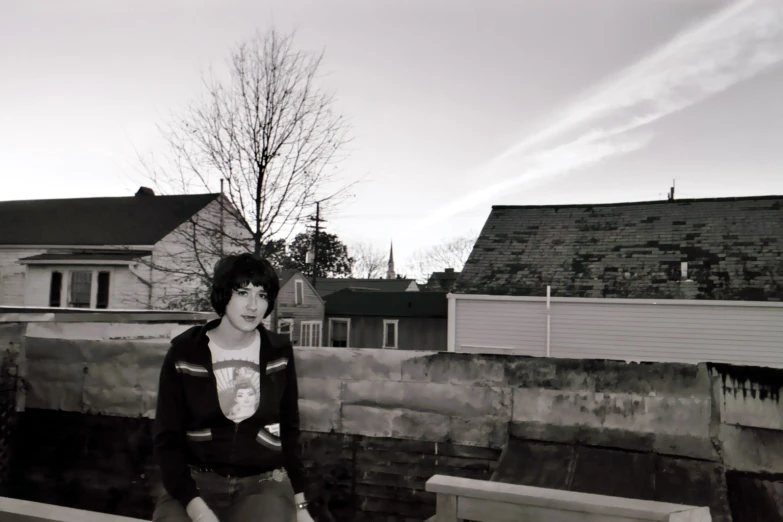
[448,293,783,368]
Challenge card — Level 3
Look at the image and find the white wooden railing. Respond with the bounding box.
[0,497,147,522]
[424,475,711,522]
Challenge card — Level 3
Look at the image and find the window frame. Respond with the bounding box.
[328,317,351,348]
[300,320,322,347]
[382,319,399,349]
[96,271,110,309]
[49,268,112,309]
[49,271,63,307]
[294,280,304,305]
[278,318,294,338]
[68,270,93,308]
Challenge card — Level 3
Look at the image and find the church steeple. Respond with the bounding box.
[387,242,396,279]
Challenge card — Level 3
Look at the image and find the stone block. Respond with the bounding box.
[447,416,508,448]
[342,404,450,442]
[719,384,783,431]
[294,347,427,381]
[25,321,183,341]
[299,398,341,433]
[82,385,154,417]
[504,358,710,396]
[0,322,25,352]
[511,388,711,439]
[603,395,712,438]
[298,377,342,401]
[401,352,506,385]
[25,381,82,411]
[719,423,783,474]
[342,380,511,419]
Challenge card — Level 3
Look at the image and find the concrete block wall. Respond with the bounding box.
[3,318,783,520]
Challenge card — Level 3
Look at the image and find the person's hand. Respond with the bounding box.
[294,493,314,522]
[186,496,220,522]
[296,507,315,522]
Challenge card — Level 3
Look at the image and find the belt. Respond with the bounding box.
[189,465,287,481]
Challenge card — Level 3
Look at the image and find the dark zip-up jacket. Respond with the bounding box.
[153,319,305,508]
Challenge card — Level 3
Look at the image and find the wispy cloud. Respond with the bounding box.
[415,0,783,230]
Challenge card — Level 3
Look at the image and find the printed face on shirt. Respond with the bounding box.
[235,386,257,408]
[223,283,269,333]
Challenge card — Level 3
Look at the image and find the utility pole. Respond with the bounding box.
[308,201,326,287]
[219,179,225,258]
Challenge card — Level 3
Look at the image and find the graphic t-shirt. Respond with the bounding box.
[207,330,261,423]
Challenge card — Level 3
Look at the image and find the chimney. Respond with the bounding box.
[445,268,454,274]
[135,187,155,197]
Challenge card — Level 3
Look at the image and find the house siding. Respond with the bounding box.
[453,296,783,368]
[1,247,151,310]
[275,274,324,345]
[23,265,149,309]
[454,299,547,356]
[150,198,253,310]
[0,248,45,305]
[336,316,446,351]
[1,197,250,311]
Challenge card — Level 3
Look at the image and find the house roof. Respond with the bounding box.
[277,269,298,287]
[0,192,220,246]
[324,289,447,317]
[456,195,783,300]
[277,269,324,304]
[425,269,461,291]
[315,277,419,297]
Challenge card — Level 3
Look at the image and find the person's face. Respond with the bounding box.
[235,387,256,407]
[223,283,269,334]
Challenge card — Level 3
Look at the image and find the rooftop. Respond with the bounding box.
[0,191,219,246]
[324,288,447,317]
[457,194,783,300]
[314,277,419,297]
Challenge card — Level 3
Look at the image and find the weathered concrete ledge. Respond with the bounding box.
[4,320,783,521]
[295,348,721,457]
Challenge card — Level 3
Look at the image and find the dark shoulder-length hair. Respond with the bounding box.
[210,253,280,318]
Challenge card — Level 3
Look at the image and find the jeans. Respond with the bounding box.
[152,467,297,522]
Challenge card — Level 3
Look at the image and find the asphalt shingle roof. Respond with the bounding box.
[315,277,418,297]
[0,193,220,246]
[456,195,783,300]
[324,289,447,317]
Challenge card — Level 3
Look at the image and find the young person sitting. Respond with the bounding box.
[152,253,314,522]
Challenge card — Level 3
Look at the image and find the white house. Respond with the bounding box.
[0,187,251,310]
[449,195,783,368]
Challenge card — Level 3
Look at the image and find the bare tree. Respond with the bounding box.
[135,28,354,309]
[350,241,387,278]
[406,234,477,283]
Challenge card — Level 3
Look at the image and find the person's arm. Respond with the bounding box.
[279,341,307,500]
[153,347,200,508]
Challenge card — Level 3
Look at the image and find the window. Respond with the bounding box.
[328,318,350,347]
[300,321,322,347]
[49,271,63,307]
[680,261,689,281]
[96,271,110,309]
[382,319,399,349]
[50,269,112,309]
[294,280,304,305]
[69,271,92,308]
[278,318,294,339]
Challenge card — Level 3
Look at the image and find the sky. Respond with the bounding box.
[2,0,783,274]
